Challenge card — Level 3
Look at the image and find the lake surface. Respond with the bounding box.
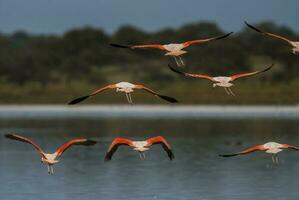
[0,105,299,200]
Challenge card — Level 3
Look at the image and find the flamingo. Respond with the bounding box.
[245,21,299,54]
[104,136,174,161]
[68,82,178,105]
[5,134,96,174]
[168,64,273,96]
[110,32,233,67]
[219,142,299,164]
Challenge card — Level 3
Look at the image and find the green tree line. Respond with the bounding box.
[0,21,298,104]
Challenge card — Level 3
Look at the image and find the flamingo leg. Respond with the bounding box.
[51,166,54,175]
[142,152,146,159]
[125,93,130,104]
[128,93,134,105]
[179,56,185,66]
[47,165,50,174]
[275,155,279,165]
[271,154,275,164]
[228,87,235,96]
[224,87,230,95]
[174,57,181,67]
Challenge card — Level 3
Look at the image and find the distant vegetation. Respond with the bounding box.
[0,21,298,104]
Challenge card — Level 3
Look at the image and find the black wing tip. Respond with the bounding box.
[262,63,274,72]
[110,43,131,48]
[68,95,90,105]
[244,21,263,33]
[5,134,14,139]
[219,154,238,157]
[215,32,234,40]
[104,155,112,162]
[158,95,179,103]
[85,139,97,146]
[168,64,185,76]
[169,152,175,160]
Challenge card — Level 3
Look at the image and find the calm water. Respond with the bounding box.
[0,106,299,200]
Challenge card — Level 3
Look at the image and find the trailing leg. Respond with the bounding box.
[224,87,230,95]
[228,87,235,96]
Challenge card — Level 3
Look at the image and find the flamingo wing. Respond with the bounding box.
[132,44,166,50]
[168,64,214,81]
[68,84,116,105]
[110,43,165,50]
[104,138,133,161]
[183,32,233,47]
[230,64,274,81]
[146,136,174,160]
[219,145,266,157]
[5,134,46,157]
[134,84,178,103]
[245,21,293,45]
[56,138,96,157]
[282,144,299,151]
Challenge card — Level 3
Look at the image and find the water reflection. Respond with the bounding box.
[0,117,298,200]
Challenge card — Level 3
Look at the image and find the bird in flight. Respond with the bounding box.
[168,64,273,96]
[5,134,96,174]
[104,136,174,161]
[68,82,178,105]
[219,142,299,164]
[245,21,299,54]
[110,32,233,67]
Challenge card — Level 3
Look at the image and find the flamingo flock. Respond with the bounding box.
[4,21,299,177]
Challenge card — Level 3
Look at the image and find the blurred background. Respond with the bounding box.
[1,1,299,200]
[0,0,298,104]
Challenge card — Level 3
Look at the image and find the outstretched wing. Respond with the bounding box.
[230,64,273,81]
[183,32,233,47]
[56,139,96,157]
[281,144,299,151]
[134,84,178,103]
[245,21,293,45]
[110,43,165,50]
[219,145,266,157]
[5,134,45,157]
[147,136,174,160]
[68,84,116,105]
[104,138,133,161]
[168,64,215,81]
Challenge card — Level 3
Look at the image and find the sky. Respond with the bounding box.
[0,0,298,35]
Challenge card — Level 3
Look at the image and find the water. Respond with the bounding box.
[0,106,299,200]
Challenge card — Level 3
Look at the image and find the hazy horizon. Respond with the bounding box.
[0,0,298,34]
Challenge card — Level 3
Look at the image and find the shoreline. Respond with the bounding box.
[0,105,298,119]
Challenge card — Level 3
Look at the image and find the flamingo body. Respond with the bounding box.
[219,141,299,164]
[5,134,96,174]
[132,141,150,152]
[115,82,135,93]
[163,44,187,56]
[105,136,174,161]
[212,77,234,88]
[168,64,273,96]
[68,82,178,105]
[245,21,299,54]
[110,32,233,66]
[263,142,283,154]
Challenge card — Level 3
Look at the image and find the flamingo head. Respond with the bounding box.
[41,155,59,165]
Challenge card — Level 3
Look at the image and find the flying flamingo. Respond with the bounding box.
[104,136,174,161]
[219,142,299,164]
[110,32,233,67]
[168,64,273,96]
[5,134,96,174]
[68,82,178,105]
[245,21,299,54]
